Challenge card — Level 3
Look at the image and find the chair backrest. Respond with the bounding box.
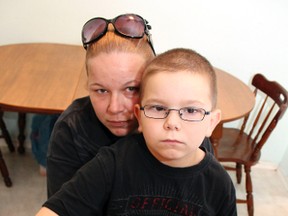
[241,74,288,162]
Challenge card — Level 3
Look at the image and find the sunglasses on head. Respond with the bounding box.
[81,13,156,54]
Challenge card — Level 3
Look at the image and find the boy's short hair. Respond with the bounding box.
[140,48,217,109]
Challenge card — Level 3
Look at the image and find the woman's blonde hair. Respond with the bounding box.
[85,29,155,71]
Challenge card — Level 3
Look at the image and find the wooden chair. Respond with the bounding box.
[216,73,288,216]
[0,111,13,187]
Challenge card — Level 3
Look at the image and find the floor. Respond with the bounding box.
[1,140,288,216]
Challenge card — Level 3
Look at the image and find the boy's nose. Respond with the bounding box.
[163,111,181,130]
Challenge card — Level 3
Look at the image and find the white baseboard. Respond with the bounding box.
[277,167,288,191]
[254,161,278,170]
[254,161,288,191]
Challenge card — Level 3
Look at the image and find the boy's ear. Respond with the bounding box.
[134,104,143,132]
[206,109,221,137]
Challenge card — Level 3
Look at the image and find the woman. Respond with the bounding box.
[47,13,213,197]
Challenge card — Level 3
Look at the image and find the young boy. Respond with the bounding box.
[36,48,237,216]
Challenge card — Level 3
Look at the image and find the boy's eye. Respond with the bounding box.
[182,107,204,117]
[150,105,167,112]
[185,107,198,114]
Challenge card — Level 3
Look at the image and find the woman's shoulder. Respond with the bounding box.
[64,96,91,114]
[51,96,102,140]
[56,96,95,122]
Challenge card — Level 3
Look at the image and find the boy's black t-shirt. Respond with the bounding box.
[44,133,236,216]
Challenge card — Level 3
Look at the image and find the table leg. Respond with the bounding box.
[17,112,26,154]
[0,111,15,152]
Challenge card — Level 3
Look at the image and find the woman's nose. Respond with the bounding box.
[107,93,124,113]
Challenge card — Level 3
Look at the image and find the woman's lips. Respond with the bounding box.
[107,120,130,128]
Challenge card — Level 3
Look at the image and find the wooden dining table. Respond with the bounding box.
[212,68,255,156]
[0,43,255,154]
[0,43,88,153]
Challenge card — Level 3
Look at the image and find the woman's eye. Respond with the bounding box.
[126,86,139,93]
[96,89,108,94]
[124,87,140,98]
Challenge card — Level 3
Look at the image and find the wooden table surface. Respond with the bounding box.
[0,43,255,154]
[0,43,87,113]
[215,68,255,122]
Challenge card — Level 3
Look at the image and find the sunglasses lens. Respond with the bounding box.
[82,18,107,44]
[114,14,145,37]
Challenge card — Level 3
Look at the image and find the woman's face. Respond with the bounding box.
[87,52,146,136]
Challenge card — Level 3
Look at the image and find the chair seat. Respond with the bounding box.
[217,128,259,165]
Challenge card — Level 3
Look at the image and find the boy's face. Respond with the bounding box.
[135,71,221,167]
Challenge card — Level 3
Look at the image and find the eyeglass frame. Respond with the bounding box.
[140,105,211,122]
[81,13,156,55]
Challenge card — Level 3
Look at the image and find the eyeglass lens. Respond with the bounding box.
[82,18,107,44]
[114,15,145,37]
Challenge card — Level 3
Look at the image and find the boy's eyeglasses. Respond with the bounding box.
[81,13,155,54]
[140,105,211,122]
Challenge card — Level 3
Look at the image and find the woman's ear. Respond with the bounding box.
[206,109,221,137]
[134,104,143,132]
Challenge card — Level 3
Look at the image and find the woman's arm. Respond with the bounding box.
[47,121,83,197]
[36,207,58,216]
